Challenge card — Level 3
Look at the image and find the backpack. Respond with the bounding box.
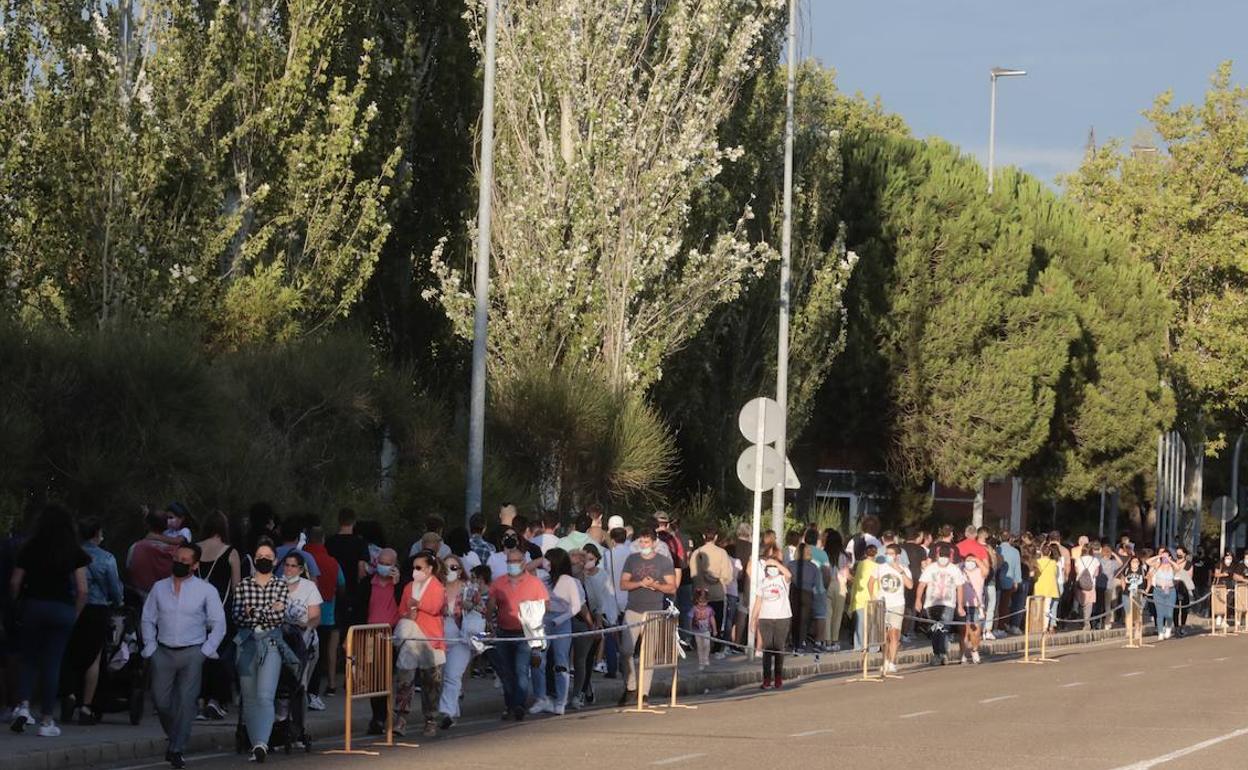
[1077,557,1095,591]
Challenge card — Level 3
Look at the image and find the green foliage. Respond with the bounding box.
[1064,61,1248,446]
[0,1,401,346]
[488,363,676,515]
[833,134,1172,496]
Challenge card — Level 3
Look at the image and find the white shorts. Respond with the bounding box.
[884,606,903,630]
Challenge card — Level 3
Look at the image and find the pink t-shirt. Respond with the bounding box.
[692,604,715,632]
[962,560,986,607]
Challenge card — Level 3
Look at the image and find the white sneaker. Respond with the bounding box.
[10,703,33,733]
[593,661,608,673]
[307,694,326,712]
[960,655,970,665]
[983,630,997,641]
[553,702,566,716]
[37,721,60,738]
[1215,616,1224,628]
[971,651,981,664]
[712,651,727,660]
[528,697,553,715]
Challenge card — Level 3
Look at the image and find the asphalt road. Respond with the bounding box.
[104,632,1248,770]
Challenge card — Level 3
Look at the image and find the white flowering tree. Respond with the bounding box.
[431,0,785,390]
[0,0,399,345]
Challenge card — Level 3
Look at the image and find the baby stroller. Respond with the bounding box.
[95,601,147,725]
[233,626,315,755]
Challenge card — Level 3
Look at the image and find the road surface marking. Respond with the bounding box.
[1213,657,1230,662]
[980,695,1017,704]
[111,754,232,770]
[1061,682,1085,688]
[1109,725,1248,769]
[899,710,936,719]
[1169,663,1192,669]
[652,754,707,766]
[1121,671,1144,677]
[790,729,835,737]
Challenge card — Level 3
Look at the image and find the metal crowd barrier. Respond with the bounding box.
[324,624,399,756]
[1210,585,1231,637]
[1017,594,1058,663]
[1122,593,1149,649]
[847,600,889,683]
[624,611,696,714]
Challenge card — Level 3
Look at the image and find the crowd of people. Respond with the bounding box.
[0,500,1244,768]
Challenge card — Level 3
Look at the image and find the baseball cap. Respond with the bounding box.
[607,515,625,530]
[654,511,671,524]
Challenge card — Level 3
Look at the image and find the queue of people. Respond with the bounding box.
[1,498,1245,769]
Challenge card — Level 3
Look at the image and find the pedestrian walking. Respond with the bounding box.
[233,539,289,762]
[195,512,240,721]
[142,543,227,769]
[9,504,90,737]
[914,544,965,666]
[691,588,717,670]
[59,516,123,725]
[394,551,445,737]
[617,529,676,705]
[438,554,484,728]
[485,549,548,721]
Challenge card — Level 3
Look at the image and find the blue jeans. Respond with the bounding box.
[489,631,536,711]
[926,605,955,658]
[18,599,77,718]
[853,608,867,650]
[236,630,282,748]
[545,618,572,707]
[1152,588,1176,633]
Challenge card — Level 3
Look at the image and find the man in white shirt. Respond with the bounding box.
[914,547,965,667]
[603,520,632,677]
[536,512,560,555]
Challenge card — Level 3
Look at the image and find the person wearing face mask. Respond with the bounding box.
[142,544,225,769]
[748,546,792,689]
[914,542,965,666]
[232,540,288,763]
[875,544,912,674]
[393,552,446,738]
[276,552,320,750]
[577,545,614,704]
[1147,549,1178,639]
[485,551,549,721]
[438,555,484,729]
[617,529,676,705]
[486,528,532,582]
[1211,551,1236,628]
[364,548,401,734]
[60,516,123,726]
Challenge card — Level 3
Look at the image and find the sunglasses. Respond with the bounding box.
[413,565,427,572]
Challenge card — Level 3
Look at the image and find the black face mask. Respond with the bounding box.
[254,558,275,575]
[502,536,519,551]
[172,562,192,579]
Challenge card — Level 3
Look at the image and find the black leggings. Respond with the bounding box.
[1174,584,1191,628]
[757,618,790,680]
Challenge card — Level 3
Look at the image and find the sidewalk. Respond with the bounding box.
[0,623,1167,770]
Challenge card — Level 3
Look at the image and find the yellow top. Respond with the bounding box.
[1035,557,1060,599]
[850,559,878,610]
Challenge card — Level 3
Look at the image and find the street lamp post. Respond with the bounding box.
[465,0,498,525]
[772,0,796,536]
[986,66,1026,195]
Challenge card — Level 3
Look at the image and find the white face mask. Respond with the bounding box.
[446,566,461,582]
[765,566,779,578]
[585,559,597,571]
[937,557,950,567]
[284,573,300,585]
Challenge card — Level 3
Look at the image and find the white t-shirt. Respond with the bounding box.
[919,563,966,608]
[756,574,792,620]
[876,563,907,611]
[547,574,583,625]
[460,551,482,573]
[606,543,632,612]
[284,577,323,627]
[537,533,559,555]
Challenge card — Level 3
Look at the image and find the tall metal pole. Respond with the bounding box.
[987,73,998,194]
[1232,432,1244,552]
[465,0,498,525]
[771,0,796,536]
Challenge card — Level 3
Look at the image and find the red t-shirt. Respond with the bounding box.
[957,538,989,565]
[128,537,177,594]
[490,573,549,631]
[304,544,341,602]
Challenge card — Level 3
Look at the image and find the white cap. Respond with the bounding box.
[607,515,625,530]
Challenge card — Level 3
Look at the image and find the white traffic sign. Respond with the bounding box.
[737,445,785,493]
[738,397,782,445]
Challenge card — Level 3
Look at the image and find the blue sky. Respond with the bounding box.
[804,0,1247,183]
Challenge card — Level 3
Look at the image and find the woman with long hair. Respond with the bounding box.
[749,545,792,690]
[196,512,241,720]
[532,547,581,715]
[233,539,288,762]
[821,528,848,650]
[9,505,90,736]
